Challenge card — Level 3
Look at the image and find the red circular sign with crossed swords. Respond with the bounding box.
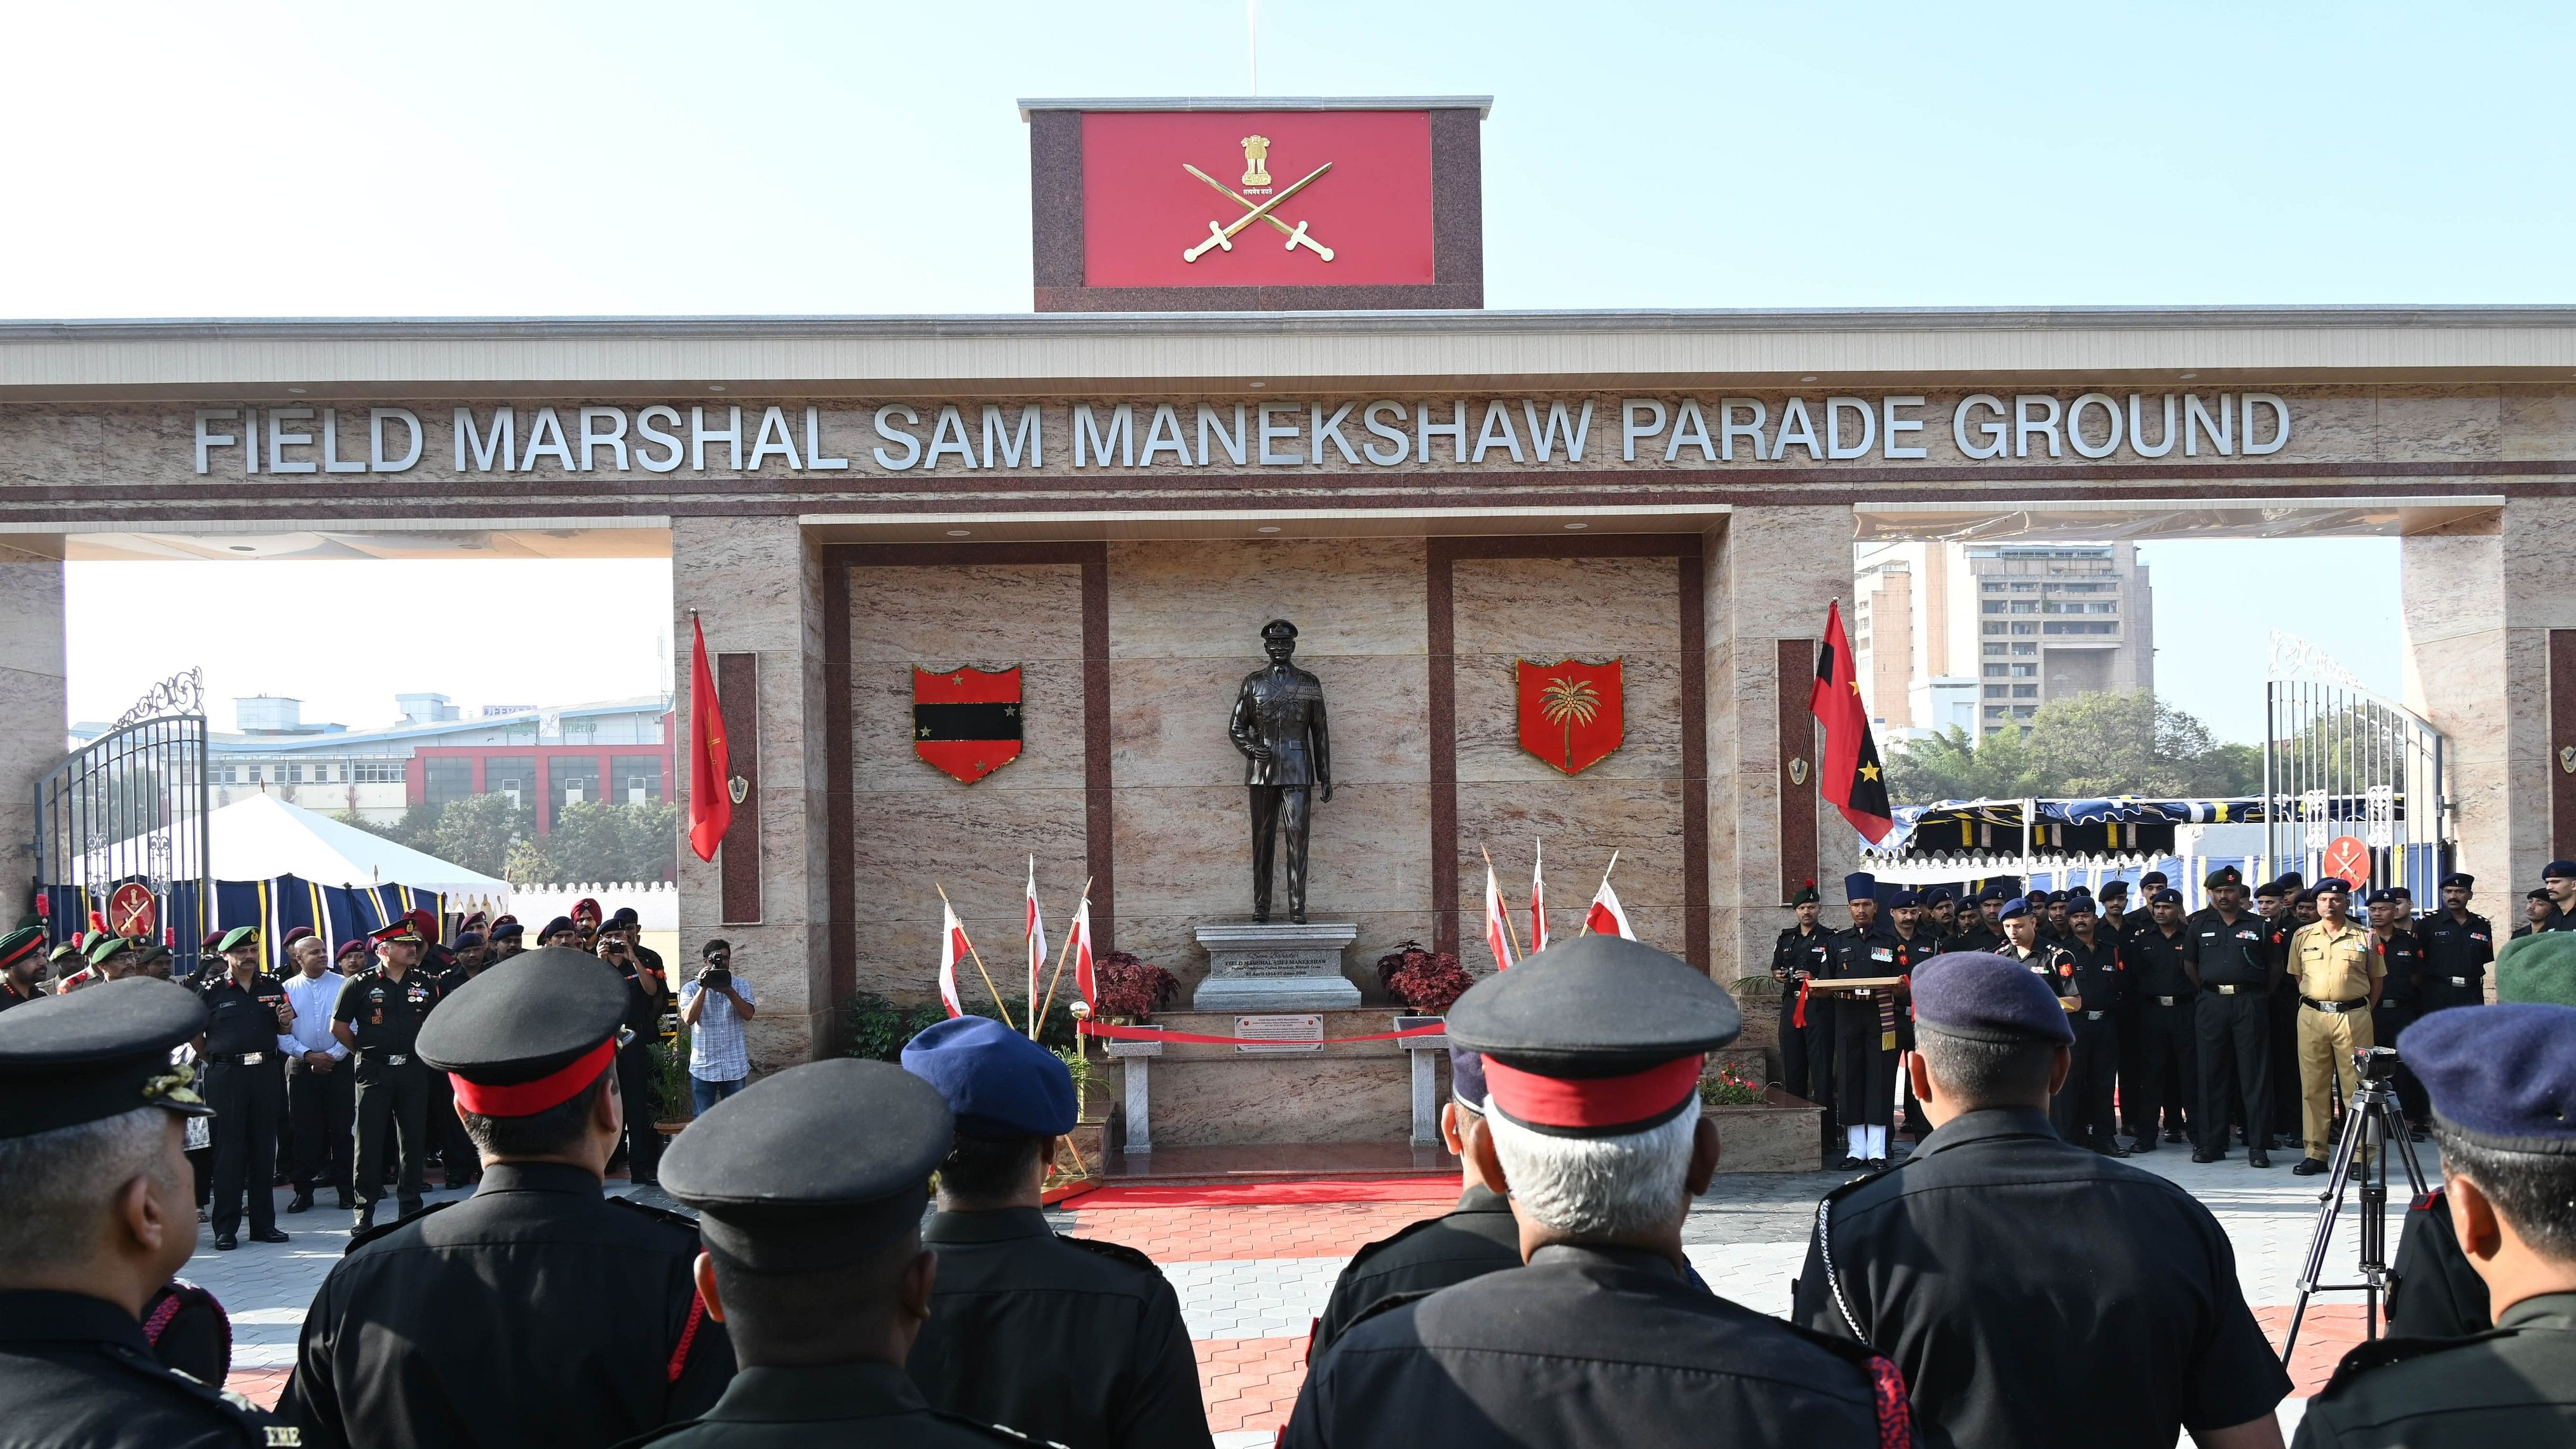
[107,881,156,939]
[2321,836,2371,892]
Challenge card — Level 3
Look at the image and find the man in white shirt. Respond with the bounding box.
[278,927,355,1213]
[677,939,758,1115]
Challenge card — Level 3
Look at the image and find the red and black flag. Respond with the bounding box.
[912,665,1024,784]
[1809,602,1895,843]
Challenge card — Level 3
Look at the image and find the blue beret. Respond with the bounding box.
[2366,887,2402,906]
[1449,1048,1488,1108]
[2065,894,2098,915]
[2547,861,2576,882]
[1997,898,2030,922]
[2150,888,2183,906]
[1844,872,1877,903]
[1887,890,1921,909]
[1976,885,2010,903]
[899,1016,1077,1139]
[489,920,524,940]
[1912,952,2074,1045]
[2139,872,2169,888]
[2401,1003,2576,1153]
[2316,877,2352,895]
[1923,887,1954,906]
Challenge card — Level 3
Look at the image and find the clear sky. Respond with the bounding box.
[18,2,2544,735]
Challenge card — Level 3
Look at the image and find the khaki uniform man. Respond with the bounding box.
[2287,877,2385,1175]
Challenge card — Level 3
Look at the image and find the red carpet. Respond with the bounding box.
[1071,1176,1462,1208]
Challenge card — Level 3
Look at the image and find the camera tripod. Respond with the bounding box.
[2280,1049,2429,1360]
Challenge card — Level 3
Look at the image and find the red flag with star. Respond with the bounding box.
[1809,601,1895,843]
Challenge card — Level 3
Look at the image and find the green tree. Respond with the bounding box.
[1884,692,2260,804]
[538,801,679,883]
[502,838,558,885]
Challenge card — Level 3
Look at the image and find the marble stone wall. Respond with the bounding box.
[2402,502,2547,903]
[1108,540,1431,997]
[674,517,831,1073]
[845,562,1091,1014]
[0,552,64,897]
[1707,510,1861,991]
[1451,555,1688,967]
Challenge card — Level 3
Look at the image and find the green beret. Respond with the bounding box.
[86,934,139,968]
[2497,931,2576,1009]
[216,925,260,953]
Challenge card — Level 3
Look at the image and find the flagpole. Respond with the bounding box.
[1484,847,1525,961]
[1036,876,1093,1039]
[934,882,1017,1031]
[1579,849,1620,936]
[1026,855,1040,1041]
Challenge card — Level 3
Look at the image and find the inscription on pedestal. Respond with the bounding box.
[1235,1014,1325,1054]
[1192,920,1361,1010]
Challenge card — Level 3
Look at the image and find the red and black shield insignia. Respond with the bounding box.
[913,666,1023,784]
[1515,658,1624,775]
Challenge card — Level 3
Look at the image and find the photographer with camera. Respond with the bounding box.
[596,909,669,1185]
[678,941,757,1114]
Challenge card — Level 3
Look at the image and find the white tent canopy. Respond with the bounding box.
[78,793,508,901]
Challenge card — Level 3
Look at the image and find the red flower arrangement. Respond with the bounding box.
[1373,939,1474,1015]
[1700,1061,1768,1107]
[1092,951,1180,1019]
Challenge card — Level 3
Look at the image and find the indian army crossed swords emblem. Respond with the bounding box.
[1182,135,1336,264]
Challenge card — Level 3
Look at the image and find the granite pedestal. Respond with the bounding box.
[1189,920,1362,1010]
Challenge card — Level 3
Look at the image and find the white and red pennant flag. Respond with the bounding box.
[1483,861,1516,972]
[1067,895,1098,1009]
[1024,857,1047,1037]
[1530,839,1550,956]
[1584,853,1635,941]
[937,899,972,1018]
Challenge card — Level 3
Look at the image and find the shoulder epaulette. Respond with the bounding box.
[1340,1213,1449,1271]
[2315,1330,2506,1398]
[1811,1156,1914,1340]
[605,1195,705,1235]
[1055,1234,1163,1277]
[344,1199,452,1255]
[2409,1184,2446,1211]
[1343,1286,1439,1335]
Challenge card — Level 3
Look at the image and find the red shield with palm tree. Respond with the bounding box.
[1515,658,1624,775]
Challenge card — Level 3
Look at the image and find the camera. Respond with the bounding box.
[2355,1045,2401,1083]
[701,963,732,992]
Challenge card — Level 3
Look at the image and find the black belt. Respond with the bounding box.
[2084,1009,2109,1021]
[2444,976,2474,987]
[2150,995,2186,1007]
[2210,983,2258,995]
[2302,997,2368,1014]
[209,1051,271,1065]
[364,1051,413,1066]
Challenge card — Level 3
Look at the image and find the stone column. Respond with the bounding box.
[2401,505,2541,899]
[0,552,65,892]
[1705,508,1859,996]
[674,515,831,1073]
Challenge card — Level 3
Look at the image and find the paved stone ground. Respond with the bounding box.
[189,1141,2398,1445]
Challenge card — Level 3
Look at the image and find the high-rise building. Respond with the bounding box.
[1854,540,2154,741]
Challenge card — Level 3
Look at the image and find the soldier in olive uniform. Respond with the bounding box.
[2418,872,2495,1014]
[1229,618,1333,925]
[1795,951,2291,1449]
[1284,934,1916,1449]
[902,1016,1210,1449]
[1312,1049,1522,1354]
[1770,882,1836,1112]
[629,1058,1030,1448]
[0,978,290,1448]
[281,946,733,1448]
[2293,1003,2576,1447]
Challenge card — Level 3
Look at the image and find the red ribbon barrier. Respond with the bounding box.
[1078,1020,1450,1047]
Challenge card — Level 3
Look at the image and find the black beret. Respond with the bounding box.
[661,1058,951,1270]
[2366,887,2403,906]
[2295,888,2321,905]
[489,920,526,940]
[2254,878,2288,899]
[2548,861,2576,882]
[608,906,641,928]
[900,1016,1077,1139]
[2401,1003,2576,1153]
[2065,894,2098,916]
[416,948,629,1115]
[1445,934,1738,1137]
[2439,873,2473,890]
[1912,952,2074,1046]
[2139,872,2169,888]
[0,978,217,1138]
[1887,889,1921,909]
[1977,884,2010,903]
[2531,888,2554,902]
[450,932,484,951]
[2096,880,2129,899]
[2315,877,2353,895]
[1923,887,1955,906]
[2150,888,2183,906]
[2204,865,2244,890]
[2277,872,2306,890]
[540,916,576,939]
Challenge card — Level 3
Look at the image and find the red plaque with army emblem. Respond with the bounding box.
[1515,658,1625,776]
[1023,97,1489,311]
[107,881,156,939]
[913,666,1025,784]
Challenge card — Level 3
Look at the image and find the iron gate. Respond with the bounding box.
[2261,634,2451,892]
[34,669,213,975]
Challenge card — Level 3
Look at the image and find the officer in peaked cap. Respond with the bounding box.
[2186,861,2281,1167]
[329,909,447,1232]
[901,1016,1210,1449]
[1314,1048,1525,1355]
[2540,860,2576,934]
[1795,951,2289,1449]
[2418,872,2495,1016]
[194,923,294,1250]
[1824,871,1908,1168]
[1769,880,1837,1124]
[2295,1003,2576,1446]
[627,1058,1035,1448]
[279,945,732,1449]
[1283,933,1916,1449]
[0,978,289,1448]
